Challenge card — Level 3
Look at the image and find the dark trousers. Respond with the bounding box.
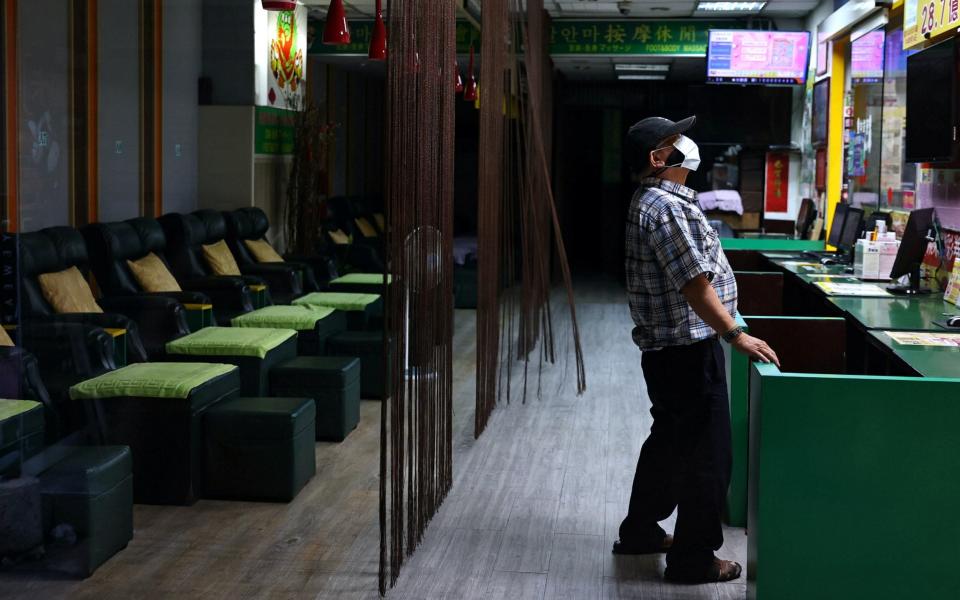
[618,337,732,568]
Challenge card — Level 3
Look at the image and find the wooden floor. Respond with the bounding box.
[0,282,746,599]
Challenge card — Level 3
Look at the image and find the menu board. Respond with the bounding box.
[707,30,810,85]
[851,30,885,82]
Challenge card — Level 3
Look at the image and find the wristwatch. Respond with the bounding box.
[722,326,744,343]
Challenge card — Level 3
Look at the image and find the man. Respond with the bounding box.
[614,115,780,584]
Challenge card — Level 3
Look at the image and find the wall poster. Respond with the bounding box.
[255,4,308,110]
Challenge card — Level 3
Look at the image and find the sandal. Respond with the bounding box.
[664,558,742,583]
[611,534,673,555]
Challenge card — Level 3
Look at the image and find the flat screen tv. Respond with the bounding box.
[906,38,959,163]
[850,30,885,83]
[812,79,829,147]
[707,30,811,86]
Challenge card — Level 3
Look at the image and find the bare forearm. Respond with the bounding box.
[681,274,736,335]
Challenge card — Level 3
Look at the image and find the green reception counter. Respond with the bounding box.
[747,362,960,600]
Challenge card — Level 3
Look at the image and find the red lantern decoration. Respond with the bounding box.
[262,0,297,10]
[322,0,351,46]
[368,0,387,60]
[463,46,478,102]
[455,60,464,94]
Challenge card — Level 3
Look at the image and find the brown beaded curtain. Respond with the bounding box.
[475,0,508,437]
[379,0,456,594]
[475,0,585,439]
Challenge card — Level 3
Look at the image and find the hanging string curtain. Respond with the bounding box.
[475,0,586,439]
[379,0,456,594]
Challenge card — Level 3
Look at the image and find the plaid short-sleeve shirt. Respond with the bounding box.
[625,178,738,350]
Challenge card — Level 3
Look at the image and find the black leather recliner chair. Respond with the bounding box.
[82,218,254,326]
[37,226,193,360]
[223,207,328,290]
[190,209,304,305]
[17,228,172,363]
[3,321,116,440]
[158,212,284,307]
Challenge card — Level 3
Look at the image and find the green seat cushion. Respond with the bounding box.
[205,396,316,441]
[166,327,297,359]
[0,399,42,423]
[69,363,238,400]
[231,305,336,331]
[293,292,380,312]
[272,356,361,389]
[39,445,133,497]
[330,273,393,286]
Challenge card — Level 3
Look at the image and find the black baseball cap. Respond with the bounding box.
[627,115,697,156]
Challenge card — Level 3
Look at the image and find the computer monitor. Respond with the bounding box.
[837,206,865,252]
[888,208,936,295]
[796,198,816,239]
[826,203,850,247]
[865,211,892,232]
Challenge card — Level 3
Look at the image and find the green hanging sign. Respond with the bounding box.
[255,106,297,155]
[308,19,739,57]
[309,20,481,55]
[549,20,737,56]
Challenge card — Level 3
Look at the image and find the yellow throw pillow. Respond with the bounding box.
[127,252,182,292]
[374,213,385,231]
[244,238,285,263]
[0,326,13,347]
[202,240,241,276]
[354,217,378,238]
[328,229,351,245]
[37,266,104,314]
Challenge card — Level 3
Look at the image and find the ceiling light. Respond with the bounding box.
[696,1,767,12]
[618,75,667,81]
[615,64,670,72]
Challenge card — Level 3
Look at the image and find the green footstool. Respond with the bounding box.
[38,445,134,578]
[327,273,392,296]
[325,332,393,400]
[70,362,240,505]
[203,396,316,501]
[231,305,347,356]
[166,327,297,396]
[293,292,382,331]
[270,356,361,442]
[1,400,45,478]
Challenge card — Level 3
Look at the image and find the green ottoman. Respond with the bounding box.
[70,362,240,505]
[38,445,133,577]
[325,332,393,400]
[231,305,348,356]
[327,273,392,296]
[293,292,383,331]
[1,400,45,478]
[271,356,361,441]
[166,327,298,396]
[203,396,316,501]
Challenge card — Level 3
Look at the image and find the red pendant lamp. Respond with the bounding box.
[262,0,297,10]
[455,60,464,94]
[463,45,477,102]
[368,0,387,60]
[323,0,351,45]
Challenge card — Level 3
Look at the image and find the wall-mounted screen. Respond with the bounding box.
[851,30,885,83]
[706,30,811,85]
[812,78,829,147]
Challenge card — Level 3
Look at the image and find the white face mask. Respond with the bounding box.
[671,135,701,172]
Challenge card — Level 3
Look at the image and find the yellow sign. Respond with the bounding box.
[905,0,960,49]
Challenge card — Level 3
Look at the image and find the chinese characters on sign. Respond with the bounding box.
[765,152,789,213]
[309,20,734,56]
[255,107,297,155]
[550,21,724,56]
